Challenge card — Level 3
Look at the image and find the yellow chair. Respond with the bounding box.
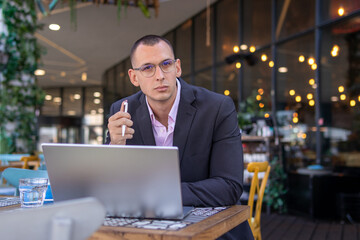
[20,156,41,170]
[247,161,271,240]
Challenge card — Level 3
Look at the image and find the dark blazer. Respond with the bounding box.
[106,78,253,240]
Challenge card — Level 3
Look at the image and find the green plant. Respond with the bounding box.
[0,0,45,153]
[265,156,288,213]
[35,0,156,30]
[237,89,270,129]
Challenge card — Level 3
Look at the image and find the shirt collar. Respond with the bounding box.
[146,78,181,124]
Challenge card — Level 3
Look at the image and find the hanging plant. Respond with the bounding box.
[35,0,160,30]
[0,0,45,154]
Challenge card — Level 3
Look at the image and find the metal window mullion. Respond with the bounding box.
[315,0,322,165]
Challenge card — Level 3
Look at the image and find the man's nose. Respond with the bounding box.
[154,65,165,79]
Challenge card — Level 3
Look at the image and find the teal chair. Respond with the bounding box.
[2,168,52,200]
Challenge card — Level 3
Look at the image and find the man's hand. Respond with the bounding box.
[107,101,134,145]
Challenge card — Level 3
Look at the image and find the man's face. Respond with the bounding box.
[128,41,182,106]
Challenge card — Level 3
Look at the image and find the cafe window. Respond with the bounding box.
[216,0,239,62]
[243,0,271,47]
[321,0,360,22]
[217,64,238,104]
[320,18,360,167]
[276,0,315,40]
[175,20,192,77]
[63,88,82,116]
[85,87,103,116]
[194,70,212,90]
[194,10,213,71]
[115,63,126,99]
[41,88,61,116]
[276,33,316,170]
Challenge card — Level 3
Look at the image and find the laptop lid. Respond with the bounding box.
[42,143,184,219]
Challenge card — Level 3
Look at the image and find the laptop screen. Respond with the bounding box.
[42,143,184,219]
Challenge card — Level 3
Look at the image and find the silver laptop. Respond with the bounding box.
[42,143,187,219]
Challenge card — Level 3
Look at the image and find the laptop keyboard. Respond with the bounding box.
[0,197,21,207]
[103,206,228,230]
[103,217,190,230]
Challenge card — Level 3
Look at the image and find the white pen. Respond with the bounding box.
[121,100,128,137]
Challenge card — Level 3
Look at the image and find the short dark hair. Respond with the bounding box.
[130,35,174,66]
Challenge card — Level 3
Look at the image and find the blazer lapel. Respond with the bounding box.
[173,80,196,163]
[136,94,156,145]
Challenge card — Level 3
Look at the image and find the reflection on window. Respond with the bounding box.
[321,19,359,169]
[276,34,316,170]
[322,0,360,22]
[276,0,315,40]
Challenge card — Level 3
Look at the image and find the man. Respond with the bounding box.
[106,35,253,240]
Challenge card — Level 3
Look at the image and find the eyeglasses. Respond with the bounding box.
[133,59,177,78]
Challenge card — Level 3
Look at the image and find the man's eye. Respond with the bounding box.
[141,65,154,71]
[162,60,172,66]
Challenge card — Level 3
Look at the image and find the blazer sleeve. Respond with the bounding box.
[181,97,244,207]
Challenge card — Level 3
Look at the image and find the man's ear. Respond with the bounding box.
[128,69,140,87]
[175,59,182,78]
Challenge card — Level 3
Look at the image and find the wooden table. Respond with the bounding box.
[90,205,250,240]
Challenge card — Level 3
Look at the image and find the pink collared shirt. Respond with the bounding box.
[146,79,181,146]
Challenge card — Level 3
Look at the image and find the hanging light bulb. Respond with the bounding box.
[233,46,239,53]
[308,57,315,65]
[338,7,345,16]
[261,54,267,62]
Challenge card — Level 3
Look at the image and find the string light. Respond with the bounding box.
[259,103,264,108]
[233,46,239,53]
[307,93,313,100]
[258,88,264,95]
[249,46,256,52]
[309,100,315,106]
[293,117,299,123]
[331,44,339,57]
[93,92,101,97]
[264,113,270,118]
[278,67,288,73]
[256,95,262,101]
[81,72,87,81]
[261,54,267,62]
[298,55,305,62]
[350,100,356,107]
[338,86,344,93]
[289,90,295,96]
[308,57,315,65]
[311,64,317,70]
[295,96,302,102]
[224,90,230,96]
[236,62,241,69]
[340,94,346,100]
[35,69,45,76]
[338,7,345,16]
[45,95,52,101]
[269,61,274,67]
[240,44,248,50]
[309,78,315,85]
